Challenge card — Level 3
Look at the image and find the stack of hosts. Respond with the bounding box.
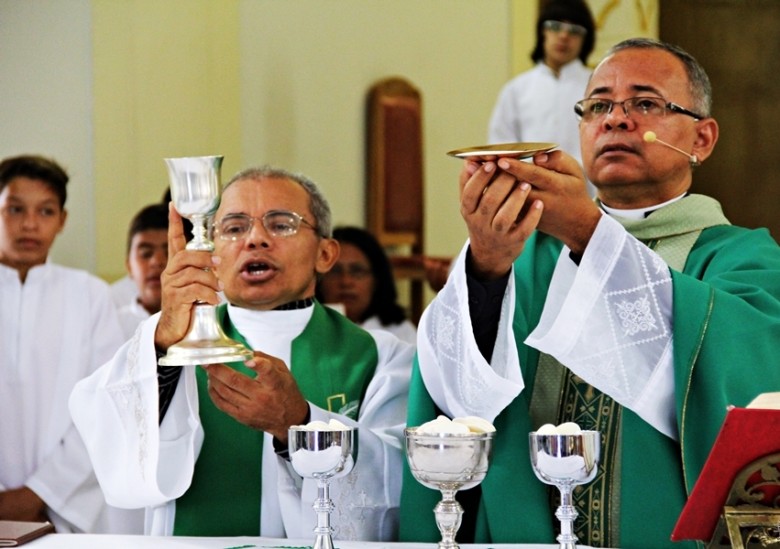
[116,203,169,339]
[488,0,595,194]
[400,39,780,548]
[316,226,417,346]
[70,166,414,540]
[0,155,141,533]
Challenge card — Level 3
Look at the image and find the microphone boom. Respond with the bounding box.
[643,131,699,166]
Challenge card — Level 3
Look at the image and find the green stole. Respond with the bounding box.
[173,301,378,536]
[400,194,732,547]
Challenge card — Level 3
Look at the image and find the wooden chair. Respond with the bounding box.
[365,77,426,323]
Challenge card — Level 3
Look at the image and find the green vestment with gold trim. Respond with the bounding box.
[400,195,780,548]
[173,301,378,536]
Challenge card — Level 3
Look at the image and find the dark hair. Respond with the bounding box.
[316,226,407,325]
[605,38,713,118]
[531,0,596,65]
[0,154,69,208]
[126,203,169,255]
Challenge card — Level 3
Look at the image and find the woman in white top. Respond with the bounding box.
[317,226,416,346]
[488,0,596,195]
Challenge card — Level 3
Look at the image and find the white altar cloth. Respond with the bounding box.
[26,534,598,548]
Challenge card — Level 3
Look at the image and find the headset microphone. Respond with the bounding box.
[643,131,699,167]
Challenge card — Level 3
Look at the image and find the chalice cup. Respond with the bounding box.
[158,155,253,366]
[529,430,601,549]
[405,428,494,549]
[288,426,357,549]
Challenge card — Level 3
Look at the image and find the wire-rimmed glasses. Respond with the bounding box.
[574,96,704,123]
[213,210,320,240]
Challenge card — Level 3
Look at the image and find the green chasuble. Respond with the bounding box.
[400,195,780,548]
[173,301,378,536]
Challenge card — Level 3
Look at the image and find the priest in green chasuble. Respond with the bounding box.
[70,166,413,540]
[399,38,780,548]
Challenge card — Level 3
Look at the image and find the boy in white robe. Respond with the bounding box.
[116,203,169,339]
[0,154,127,533]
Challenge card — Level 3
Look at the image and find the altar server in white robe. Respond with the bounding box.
[70,165,413,540]
[116,203,169,339]
[0,154,131,533]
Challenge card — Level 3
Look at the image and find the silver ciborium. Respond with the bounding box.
[405,428,494,549]
[529,430,601,549]
[288,426,357,549]
[158,155,252,366]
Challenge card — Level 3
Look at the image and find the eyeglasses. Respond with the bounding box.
[543,20,587,37]
[213,210,320,240]
[574,96,705,123]
[326,264,373,280]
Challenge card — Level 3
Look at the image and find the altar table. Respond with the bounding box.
[26,535,599,548]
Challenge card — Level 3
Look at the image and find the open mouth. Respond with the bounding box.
[240,259,276,281]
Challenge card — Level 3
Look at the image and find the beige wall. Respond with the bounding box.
[0,0,96,270]
[92,0,243,279]
[94,0,513,282]
[1,0,655,290]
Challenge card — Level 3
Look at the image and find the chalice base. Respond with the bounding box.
[157,303,253,366]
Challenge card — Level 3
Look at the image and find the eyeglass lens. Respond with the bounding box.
[216,211,309,239]
[543,20,587,36]
[576,97,667,121]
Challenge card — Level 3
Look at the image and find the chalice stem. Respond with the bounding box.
[186,214,213,251]
[312,479,335,549]
[555,484,578,549]
[434,488,463,549]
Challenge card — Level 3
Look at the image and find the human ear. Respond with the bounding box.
[315,239,340,274]
[691,118,719,164]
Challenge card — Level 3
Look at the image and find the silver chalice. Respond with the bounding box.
[529,430,601,549]
[158,155,252,366]
[288,426,357,549]
[405,428,494,549]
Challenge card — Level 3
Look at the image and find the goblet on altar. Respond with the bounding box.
[157,155,252,366]
[405,428,494,549]
[529,430,601,549]
[288,426,357,549]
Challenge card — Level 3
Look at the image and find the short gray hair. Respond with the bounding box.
[224,165,333,238]
[605,38,713,118]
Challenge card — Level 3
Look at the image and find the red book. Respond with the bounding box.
[671,398,780,542]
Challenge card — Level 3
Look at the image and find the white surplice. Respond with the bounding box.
[416,214,677,440]
[360,316,417,347]
[0,262,129,533]
[116,298,150,340]
[69,303,413,541]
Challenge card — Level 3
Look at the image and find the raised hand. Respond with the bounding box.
[494,152,601,256]
[154,204,222,351]
[459,159,543,280]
